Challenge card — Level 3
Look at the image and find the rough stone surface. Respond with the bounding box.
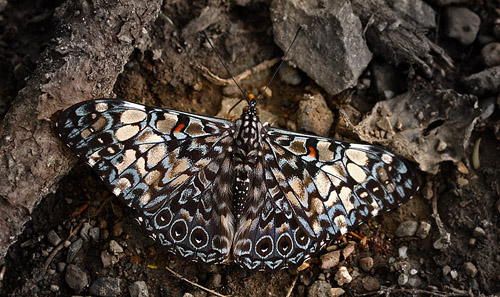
[271,0,372,95]
[481,42,500,67]
[129,280,149,297]
[464,262,478,277]
[66,238,83,264]
[320,250,341,270]
[386,0,436,29]
[89,277,122,297]
[462,65,500,96]
[444,7,481,45]
[335,266,352,286]
[361,276,381,291]
[297,93,334,137]
[109,240,124,254]
[359,257,374,272]
[328,287,345,297]
[395,221,419,237]
[416,221,431,239]
[307,280,332,297]
[47,230,61,246]
[65,264,88,293]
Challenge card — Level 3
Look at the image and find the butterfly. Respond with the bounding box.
[56,97,419,271]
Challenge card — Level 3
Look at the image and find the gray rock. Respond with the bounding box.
[473,226,486,238]
[481,42,500,67]
[66,238,83,263]
[395,221,418,237]
[398,273,409,286]
[50,284,60,292]
[361,276,381,291]
[278,63,302,86]
[57,262,66,272]
[386,0,436,29]
[462,65,500,96]
[109,240,124,254]
[271,0,372,95]
[89,227,100,242]
[65,264,88,293]
[101,250,112,268]
[80,222,92,241]
[416,221,431,239]
[129,281,149,297]
[307,280,331,297]
[89,277,122,297]
[297,93,334,137]
[47,230,62,246]
[464,262,478,277]
[444,7,481,45]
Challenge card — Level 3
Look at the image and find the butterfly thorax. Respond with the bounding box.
[232,99,263,219]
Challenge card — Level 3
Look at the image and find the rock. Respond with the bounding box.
[109,240,124,254]
[416,221,431,239]
[456,177,469,188]
[89,227,100,242]
[47,230,62,246]
[473,226,486,238]
[113,221,124,237]
[320,250,341,270]
[271,0,372,95]
[66,238,83,263]
[479,97,496,121]
[361,276,381,291]
[481,42,500,67]
[407,276,421,287]
[462,66,500,96]
[208,273,222,288]
[398,274,409,286]
[444,7,481,45]
[398,246,408,259]
[129,280,149,297]
[297,93,334,137]
[89,277,122,297]
[450,270,458,279]
[342,243,356,259]
[278,63,302,85]
[328,287,345,297]
[307,280,331,297]
[429,0,468,5]
[395,221,418,237]
[65,264,88,293]
[50,284,60,292]
[359,257,374,272]
[183,293,194,297]
[101,250,113,268]
[80,222,92,241]
[300,273,313,286]
[443,265,451,276]
[57,262,66,272]
[464,262,478,277]
[386,0,436,29]
[335,266,352,286]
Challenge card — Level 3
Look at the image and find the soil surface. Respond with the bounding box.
[1,0,500,297]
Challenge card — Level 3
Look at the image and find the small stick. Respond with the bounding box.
[164,265,229,297]
[285,273,299,297]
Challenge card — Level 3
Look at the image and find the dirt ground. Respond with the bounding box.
[1,0,500,296]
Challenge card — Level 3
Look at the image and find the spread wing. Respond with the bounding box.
[57,99,236,264]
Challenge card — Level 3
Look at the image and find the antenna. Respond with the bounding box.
[255,26,302,102]
[202,31,248,101]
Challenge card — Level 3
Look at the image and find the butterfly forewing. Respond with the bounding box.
[57,99,236,263]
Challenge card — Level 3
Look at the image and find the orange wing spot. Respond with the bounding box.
[248,94,255,100]
[308,146,317,159]
[173,123,185,134]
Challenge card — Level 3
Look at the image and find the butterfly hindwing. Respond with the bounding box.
[56,99,236,263]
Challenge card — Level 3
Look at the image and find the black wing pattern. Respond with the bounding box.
[56,99,236,264]
[233,127,419,270]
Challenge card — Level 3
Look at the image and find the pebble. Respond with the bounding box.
[422,183,433,200]
[473,226,486,238]
[297,93,334,137]
[416,221,431,239]
[183,293,194,297]
[359,257,374,272]
[329,287,345,297]
[408,276,421,287]
[398,246,408,259]
[101,250,113,268]
[361,276,381,291]
[50,284,60,292]
[443,265,451,276]
[307,280,331,297]
[444,7,481,45]
[386,0,436,29]
[469,238,476,245]
[464,262,478,277]
[89,227,100,242]
[57,262,66,272]
[395,221,418,237]
[109,240,124,254]
[456,177,469,188]
[320,250,341,270]
[398,274,409,286]
[89,277,122,297]
[65,264,89,293]
[208,273,222,288]
[334,266,352,286]
[450,270,459,279]
[129,280,149,297]
[47,230,62,246]
[66,238,83,263]
[278,63,302,85]
[113,222,124,237]
[80,222,92,241]
[342,243,355,259]
[462,65,500,96]
[481,42,500,67]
